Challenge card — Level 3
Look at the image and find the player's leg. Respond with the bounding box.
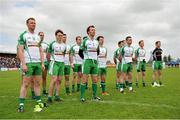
[142,71,146,87]
[55,75,62,101]
[91,61,101,100]
[101,68,109,95]
[72,64,77,93]
[18,76,31,112]
[72,72,77,93]
[136,62,141,87]
[42,62,48,95]
[33,63,45,111]
[47,61,58,103]
[77,65,82,92]
[127,63,133,91]
[80,60,90,101]
[64,65,71,95]
[152,61,159,87]
[55,62,64,101]
[158,62,163,85]
[30,77,35,99]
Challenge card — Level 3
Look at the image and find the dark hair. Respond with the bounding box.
[26,17,35,24]
[155,41,160,45]
[118,41,123,45]
[86,25,95,34]
[38,32,44,35]
[76,36,81,40]
[97,36,104,41]
[126,36,132,40]
[139,40,143,45]
[55,29,63,36]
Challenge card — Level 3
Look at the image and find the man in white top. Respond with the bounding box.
[97,36,109,95]
[119,36,134,93]
[18,17,45,112]
[70,36,83,92]
[47,29,66,103]
[135,40,146,87]
[39,32,49,95]
[62,34,71,95]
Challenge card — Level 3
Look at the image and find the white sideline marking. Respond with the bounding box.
[0,96,177,109]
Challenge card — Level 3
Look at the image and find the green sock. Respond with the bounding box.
[31,91,35,97]
[77,84,80,91]
[118,83,121,89]
[92,83,97,98]
[66,87,70,94]
[85,82,88,89]
[43,89,46,94]
[122,83,125,88]
[19,98,25,106]
[36,96,41,103]
[72,84,75,92]
[129,82,132,87]
[101,82,106,92]
[120,83,124,89]
[48,96,52,101]
[125,80,129,86]
[80,83,86,99]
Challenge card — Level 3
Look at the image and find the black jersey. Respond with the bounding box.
[152,48,163,61]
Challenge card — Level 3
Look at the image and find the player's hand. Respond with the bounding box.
[132,58,137,61]
[22,64,28,72]
[70,63,74,68]
[41,64,45,71]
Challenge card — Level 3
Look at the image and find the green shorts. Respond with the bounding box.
[153,61,163,70]
[116,63,122,72]
[73,64,82,73]
[98,67,107,75]
[24,63,42,77]
[82,59,98,75]
[49,61,64,76]
[64,65,71,75]
[121,62,133,73]
[136,61,146,72]
[44,61,49,70]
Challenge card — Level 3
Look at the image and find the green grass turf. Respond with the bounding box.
[0,67,180,119]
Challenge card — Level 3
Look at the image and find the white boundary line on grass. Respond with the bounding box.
[0,96,178,110]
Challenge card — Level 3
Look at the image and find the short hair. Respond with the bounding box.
[126,36,132,40]
[86,25,95,34]
[139,40,144,45]
[76,36,81,40]
[26,17,35,24]
[118,41,122,45]
[97,36,104,41]
[55,29,63,36]
[38,32,44,35]
[155,41,160,45]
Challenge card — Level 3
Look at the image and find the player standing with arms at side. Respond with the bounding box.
[47,29,66,103]
[97,36,109,95]
[79,25,101,102]
[70,36,83,92]
[152,41,163,87]
[135,40,146,87]
[39,32,49,95]
[119,36,134,93]
[18,17,45,112]
[62,34,71,95]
